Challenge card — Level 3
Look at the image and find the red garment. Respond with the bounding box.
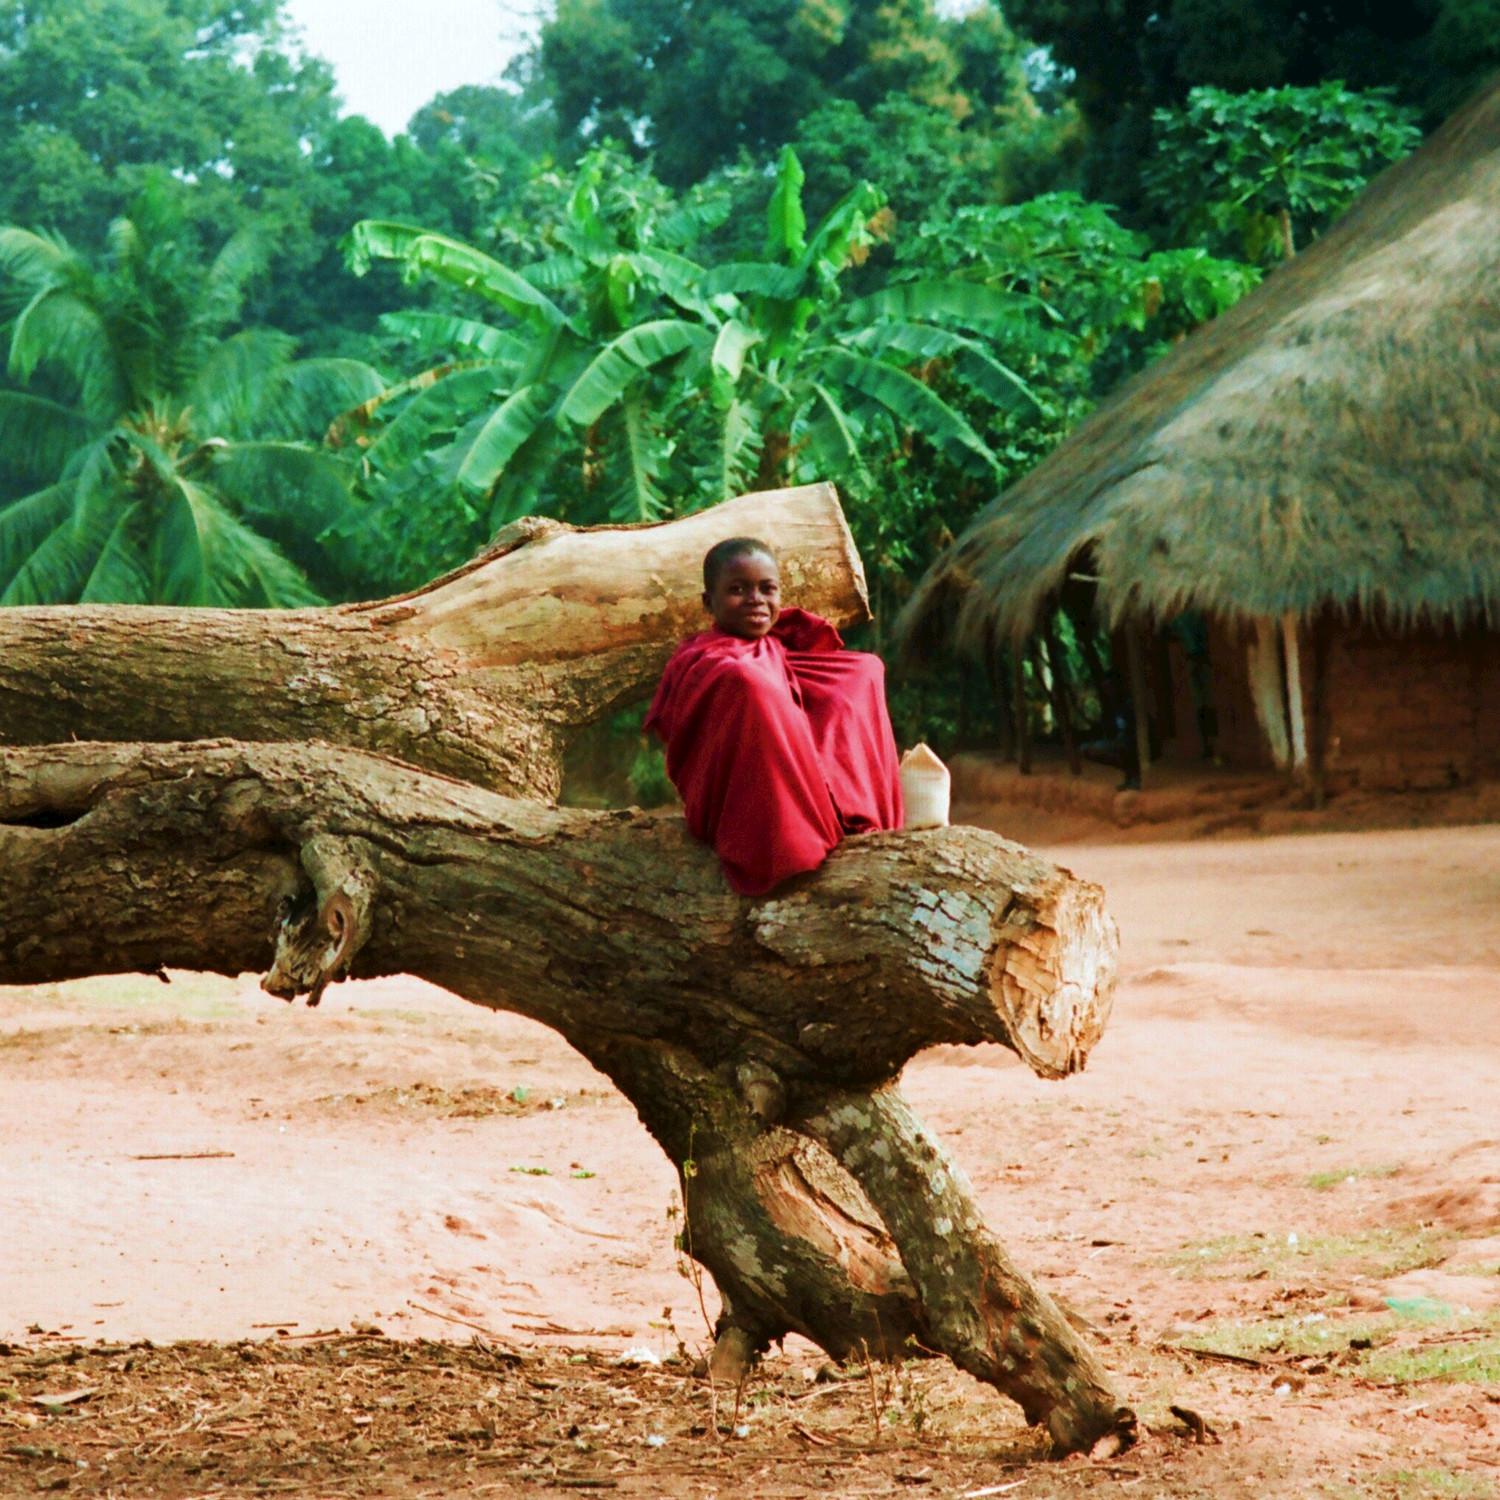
[644,608,903,895]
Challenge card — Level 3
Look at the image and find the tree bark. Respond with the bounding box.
[0,486,1131,1452]
[803,1088,1135,1453]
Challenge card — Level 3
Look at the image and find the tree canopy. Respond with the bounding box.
[537,0,1031,185]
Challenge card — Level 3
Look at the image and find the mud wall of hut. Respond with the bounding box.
[1188,616,1500,788]
[1317,621,1500,791]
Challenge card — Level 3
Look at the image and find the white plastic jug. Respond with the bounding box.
[899,743,950,830]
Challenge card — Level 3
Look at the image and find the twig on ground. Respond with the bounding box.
[1169,1404,1221,1444]
[406,1300,524,1353]
[128,1151,235,1161]
[1156,1341,1267,1368]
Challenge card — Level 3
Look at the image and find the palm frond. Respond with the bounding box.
[765,147,809,262]
[0,486,112,604]
[655,195,733,251]
[213,440,363,597]
[710,319,761,384]
[708,397,762,505]
[846,281,1039,334]
[802,383,871,486]
[8,285,124,419]
[799,180,883,282]
[155,475,319,607]
[844,323,1042,411]
[522,253,589,292]
[454,385,553,495]
[185,329,298,437]
[631,249,718,318]
[0,390,98,481]
[198,224,271,336]
[68,437,125,538]
[699,263,805,301]
[379,310,524,362]
[0,482,74,590]
[486,426,565,532]
[77,501,152,603]
[257,358,386,441]
[612,393,669,522]
[359,364,510,479]
[0,227,80,300]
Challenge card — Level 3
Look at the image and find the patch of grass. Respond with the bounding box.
[49,973,247,1020]
[1172,1226,1453,1280]
[1180,1302,1494,1363]
[0,1026,46,1050]
[313,1082,537,1118]
[1451,1258,1500,1277]
[1179,1311,1393,1360]
[1323,1470,1497,1500]
[1357,1332,1500,1386]
[1305,1164,1402,1191]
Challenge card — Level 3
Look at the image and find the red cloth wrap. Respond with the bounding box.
[644,607,903,895]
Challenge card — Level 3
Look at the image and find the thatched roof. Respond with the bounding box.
[899,77,1500,655]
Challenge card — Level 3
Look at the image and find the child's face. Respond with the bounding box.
[704,551,781,639]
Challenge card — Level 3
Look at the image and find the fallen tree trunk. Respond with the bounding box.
[0,486,1132,1452]
[0,742,1114,1078]
[0,484,866,800]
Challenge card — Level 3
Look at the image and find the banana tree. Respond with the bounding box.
[345,147,1040,584]
[345,153,728,541]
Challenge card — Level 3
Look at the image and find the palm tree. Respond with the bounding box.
[0,191,384,605]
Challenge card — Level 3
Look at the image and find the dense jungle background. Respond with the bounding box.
[0,0,1494,777]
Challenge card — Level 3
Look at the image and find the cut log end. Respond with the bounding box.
[990,872,1118,1079]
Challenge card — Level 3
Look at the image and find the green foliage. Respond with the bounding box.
[866,192,1258,588]
[0,0,521,358]
[345,147,1024,591]
[0,189,381,605]
[0,0,337,244]
[0,0,1454,773]
[1144,84,1423,260]
[536,0,1028,186]
[1005,0,1480,205]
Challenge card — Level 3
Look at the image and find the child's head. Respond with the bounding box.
[702,536,780,639]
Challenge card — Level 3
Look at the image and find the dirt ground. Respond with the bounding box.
[3,813,1499,1498]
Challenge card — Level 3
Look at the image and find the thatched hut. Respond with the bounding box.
[899,79,1500,793]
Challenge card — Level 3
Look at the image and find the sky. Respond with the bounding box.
[281,0,537,137]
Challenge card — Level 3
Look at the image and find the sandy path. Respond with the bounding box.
[3,819,1499,1491]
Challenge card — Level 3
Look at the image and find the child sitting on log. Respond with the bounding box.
[645,536,903,894]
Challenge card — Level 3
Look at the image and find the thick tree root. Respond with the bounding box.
[803,1086,1136,1453]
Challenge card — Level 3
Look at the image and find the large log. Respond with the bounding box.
[0,484,866,800]
[0,486,1132,1452]
[0,742,1114,1078]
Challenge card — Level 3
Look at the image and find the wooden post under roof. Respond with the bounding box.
[1123,622,1151,789]
[1248,617,1291,769]
[1281,612,1309,781]
[1041,608,1082,776]
[1011,642,1032,775]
